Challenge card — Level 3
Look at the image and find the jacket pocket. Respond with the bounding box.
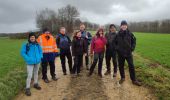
[26,57,34,63]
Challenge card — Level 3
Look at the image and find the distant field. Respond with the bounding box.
[134,32,170,68]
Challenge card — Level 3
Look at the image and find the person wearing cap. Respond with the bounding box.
[56,27,72,75]
[88,28,107,78]
[80,23,92,70]
[104,24,118,77]
[115,20,141,86]
[21,32,43,96]
[37,28,59,83]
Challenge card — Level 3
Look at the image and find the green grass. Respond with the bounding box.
[0,38,27,100]
[133,32,170,99]
[134,32,170,68]
[134,53,170,100]
[0,32,170,99]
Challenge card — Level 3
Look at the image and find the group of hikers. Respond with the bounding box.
[21,20,142,96]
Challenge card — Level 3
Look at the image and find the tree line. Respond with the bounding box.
[36,5,99,36]
[128,19,170,33]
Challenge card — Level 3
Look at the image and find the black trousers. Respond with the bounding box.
[90,52,104,74]
[85,52,89,66]
[82,46,89,67]
[105,50,117,73]
[60,52,72,73]
[72,55,83,74]
[118,54,136,81]
[41,61,56,79]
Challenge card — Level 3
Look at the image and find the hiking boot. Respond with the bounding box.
[86,67,89,70]
[52,76,58,81]
[63,72,67,75]
[43,78,49,83]
[25,88,31,96]
[104,71,111,75]
[87,72,92,77]
[70,71,74,75]
[132,80,142,86]
[98,74,103,78]
[34,84,41,90]
[119,78,125,84]
[86,65,89,70]
[113,72,117,77]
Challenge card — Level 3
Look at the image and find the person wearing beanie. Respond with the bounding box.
[37,28,59,83]
[88,28,107,78]
[21,32,43,96]
[104,24,118,77]
[115,20,141,86]
[72,31,87,76]
[56,27,72,75]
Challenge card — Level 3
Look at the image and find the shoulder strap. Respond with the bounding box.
[26,43,30,54]
[36,43,41,53]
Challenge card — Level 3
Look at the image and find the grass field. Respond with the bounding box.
[135,32,170,68]
[0,32,170,100]
[0,38,27,100]
[133,32,170,100]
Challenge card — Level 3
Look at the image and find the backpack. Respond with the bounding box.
[25,42,40,54]
[26,43,30,54]
[57,34,70,49]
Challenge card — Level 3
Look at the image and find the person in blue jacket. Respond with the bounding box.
[21,32,43,96]
[80,23,92,70]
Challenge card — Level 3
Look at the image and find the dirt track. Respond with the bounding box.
[15,57,156,100]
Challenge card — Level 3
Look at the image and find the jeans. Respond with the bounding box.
[26,64,40,88]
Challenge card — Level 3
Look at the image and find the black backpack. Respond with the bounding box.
[25,43,40,54]
[26,43,30,54]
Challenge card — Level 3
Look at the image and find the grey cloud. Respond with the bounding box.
[0,0,170,33]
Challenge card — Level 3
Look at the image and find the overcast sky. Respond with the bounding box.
[0,0,170,33]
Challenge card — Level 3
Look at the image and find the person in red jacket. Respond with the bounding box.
[88,28,107,78]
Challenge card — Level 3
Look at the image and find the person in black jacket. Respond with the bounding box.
[115,20,141,86]
[104,24,118,77]
[72,31,87,76]
[56,27,72,75]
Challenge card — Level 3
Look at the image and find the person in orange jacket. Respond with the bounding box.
[37,28,59,83]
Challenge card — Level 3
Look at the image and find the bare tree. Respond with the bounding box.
[36,8,58,34]
[57,5,80,33]
[36,5,100,35]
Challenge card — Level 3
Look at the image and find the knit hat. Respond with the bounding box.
[121,20,128,26]
[109,24,116,29]
[29,32,36,39]
[28,32,37,43]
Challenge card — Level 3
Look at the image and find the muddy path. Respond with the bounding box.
[15,57,156,100]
